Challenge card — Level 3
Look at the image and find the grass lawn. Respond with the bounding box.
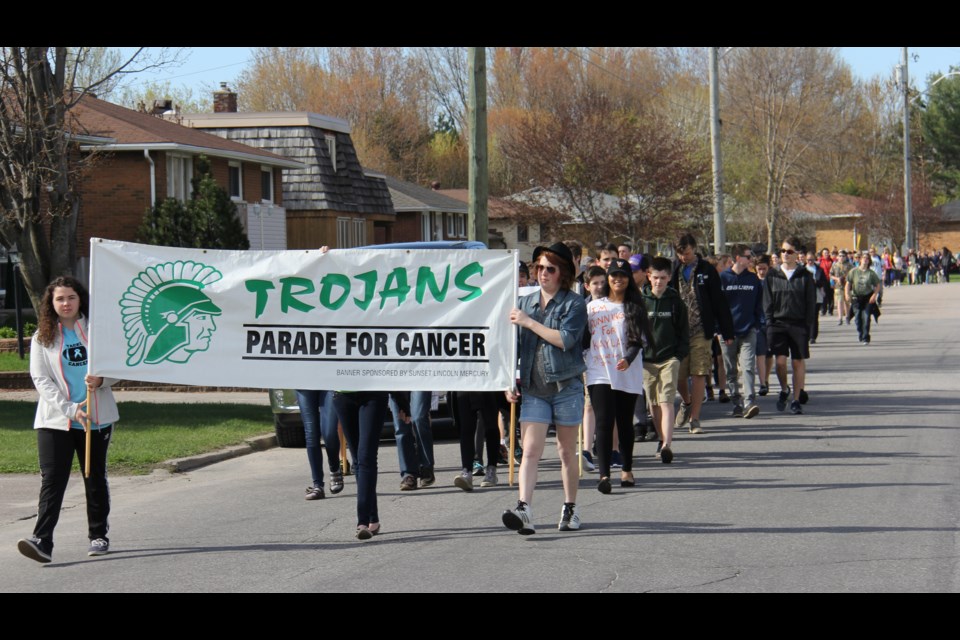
[0,352,30,371]
[0,401,274,475]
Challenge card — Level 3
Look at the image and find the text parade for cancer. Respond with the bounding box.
[242,325,489,363]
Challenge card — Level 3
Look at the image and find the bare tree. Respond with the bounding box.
[721,47,854,251]
[417,47,469,133]
[500,83,708,248]
[0,47,176,311]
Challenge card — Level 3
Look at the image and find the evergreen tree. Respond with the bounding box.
[137,155,250,249]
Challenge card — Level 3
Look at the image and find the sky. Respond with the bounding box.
[120,46,960,106]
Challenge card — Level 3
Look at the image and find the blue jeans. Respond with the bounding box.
[852,296,873,343]
[332,392,388,527]
[295,390,340,488]
[389,391,433,476]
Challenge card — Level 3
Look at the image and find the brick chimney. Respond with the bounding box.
[214,82,238,113]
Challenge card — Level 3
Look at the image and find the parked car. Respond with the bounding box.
[268,240,487,447]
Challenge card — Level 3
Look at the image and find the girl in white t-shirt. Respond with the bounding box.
[584,259,655,493]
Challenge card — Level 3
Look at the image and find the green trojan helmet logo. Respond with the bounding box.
[120,261,223,365]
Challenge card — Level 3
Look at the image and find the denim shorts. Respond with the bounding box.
[520,377,584,426]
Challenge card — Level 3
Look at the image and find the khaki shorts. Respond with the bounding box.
[678,334,713,378]
[643,358,680,405]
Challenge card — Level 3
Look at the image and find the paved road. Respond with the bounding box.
[2,284,959,592]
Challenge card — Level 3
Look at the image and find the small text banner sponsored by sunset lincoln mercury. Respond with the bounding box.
[88,239,517,391]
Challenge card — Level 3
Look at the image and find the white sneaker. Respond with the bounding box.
[480,465,498,487]
[502,501,535,535]
[675,402,692,427]
[558,503,581,531]
[454,469,474,492]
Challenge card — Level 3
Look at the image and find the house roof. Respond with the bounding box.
[437,189,531,220]
[940,200,960,222]
[781,192,879,220]
[71,96,302,169]
[181,112,352,134]
[505,186,617,224]
[379,175,468,214]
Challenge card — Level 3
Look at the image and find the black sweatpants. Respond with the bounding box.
[453,391,501,471]
[34,426,112,548]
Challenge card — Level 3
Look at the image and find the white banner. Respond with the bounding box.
[89,239,518,391]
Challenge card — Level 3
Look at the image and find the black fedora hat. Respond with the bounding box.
[531,242,577,277]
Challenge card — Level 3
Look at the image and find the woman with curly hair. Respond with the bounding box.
[17,276,119,563]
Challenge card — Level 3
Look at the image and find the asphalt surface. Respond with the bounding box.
[1,283,958,592]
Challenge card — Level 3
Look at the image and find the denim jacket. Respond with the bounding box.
[517,287,587,388]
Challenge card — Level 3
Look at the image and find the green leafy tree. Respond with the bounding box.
[921,67,960,200]
[137,156,249,250]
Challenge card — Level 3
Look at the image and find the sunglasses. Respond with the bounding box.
[781,249,796,255]
[538,264,558,274]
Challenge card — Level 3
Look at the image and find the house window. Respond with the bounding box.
[353,218,366,246]
[539,222,549,242]
[166,154,193,201]
[261,166,273,203]
[326,134,337,172]
[228,161,243,201]
[457,214,466,238]
[446,213,456,237]
[421,212,431,241]
[517,224,528,243]
[337,217,366,248]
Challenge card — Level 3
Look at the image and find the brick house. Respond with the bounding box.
[437,188,557,259]
[71,95,302,256]
[181,86,395,249]
[376,176,470,244]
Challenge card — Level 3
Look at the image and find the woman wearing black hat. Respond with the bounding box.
[502,243,588,535]
[584,258,654,493]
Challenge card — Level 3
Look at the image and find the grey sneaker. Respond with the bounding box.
[454,468,474,492]
[790,400,803,415]
[689,418,704,434]
[87,538,110,557]
[17,536,52,563]
[304,485,325,500]
[744,403,760,419]
[502,501,535,535]
[732,403,744,418]
[558,503,581,531]
[400,474,418,491]
[675,402,692,427]
[480,465,498,487]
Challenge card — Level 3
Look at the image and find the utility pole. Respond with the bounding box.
[468,47,488,245]
[901,47,913,253]
[709,47,726,254]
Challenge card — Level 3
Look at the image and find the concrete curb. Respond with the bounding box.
[159,433,278,473]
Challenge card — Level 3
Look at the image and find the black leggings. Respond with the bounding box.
[587,385,636,476]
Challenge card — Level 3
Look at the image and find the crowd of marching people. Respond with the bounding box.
[18,233,940,561]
